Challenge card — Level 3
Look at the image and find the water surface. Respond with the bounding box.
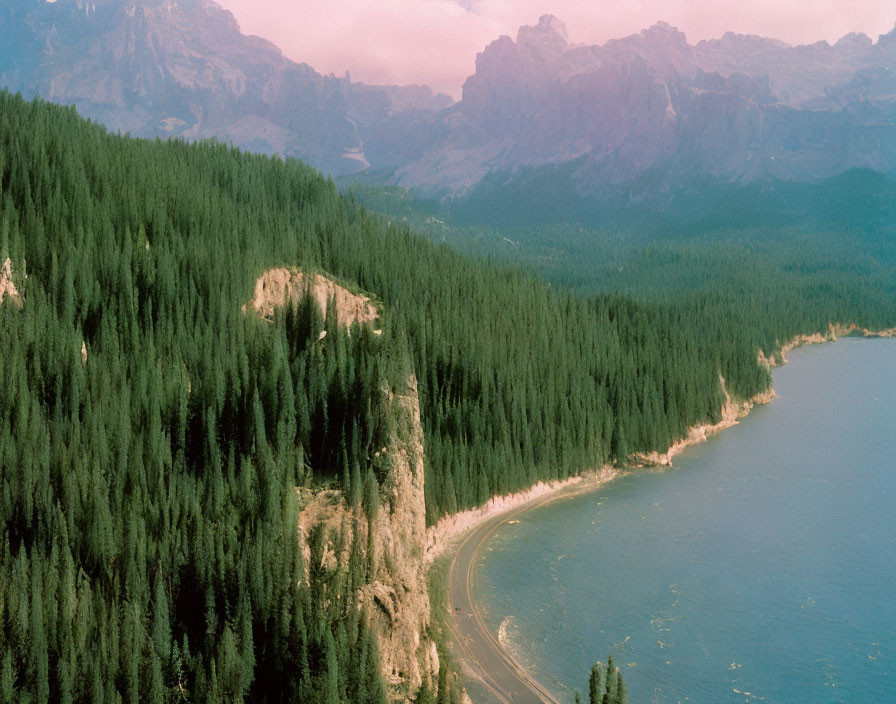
[477,338,896,703]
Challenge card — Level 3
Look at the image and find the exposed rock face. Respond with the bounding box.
[359,375,433,692]
[257,270,431,698]
[296,375,435,699]
[245,267,379,328]
[7,4,896,195]
[389,15,896,195]
[0,258,22,306]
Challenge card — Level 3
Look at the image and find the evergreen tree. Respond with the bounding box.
[1,91,891,704]
[588,661,603,704]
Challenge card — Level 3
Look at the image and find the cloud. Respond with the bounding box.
[216,0,896,98]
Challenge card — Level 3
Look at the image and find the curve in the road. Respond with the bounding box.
[445,481,605,704]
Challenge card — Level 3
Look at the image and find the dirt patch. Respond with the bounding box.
[244,267,379,329]
[0,258,22,306]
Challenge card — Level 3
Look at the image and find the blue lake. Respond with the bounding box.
[476,338,896,703]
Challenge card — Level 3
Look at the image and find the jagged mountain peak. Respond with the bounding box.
[835,32,873,49]
[517,15,570,45]
[878,22,896,47]
[5,5,896,195]
[397,14,896,195]
[641,20,688,45]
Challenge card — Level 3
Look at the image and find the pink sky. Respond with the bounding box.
[216,0,896,98]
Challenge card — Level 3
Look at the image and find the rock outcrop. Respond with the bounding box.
[296,375,436,700]
[358,375,435,693]
[0,258,22,306]
[257,269,433,699]
[245,267,379,328]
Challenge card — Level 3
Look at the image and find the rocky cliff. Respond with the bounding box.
[296,375,437,700]
[392,15,896,195]
[250,269,436,700]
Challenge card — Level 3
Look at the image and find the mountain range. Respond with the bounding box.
[3,0,896,198]
[0,0,452,175]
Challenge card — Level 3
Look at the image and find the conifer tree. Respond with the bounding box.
[589,661,603,704]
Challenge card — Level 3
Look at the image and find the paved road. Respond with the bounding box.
[445,485,601,704]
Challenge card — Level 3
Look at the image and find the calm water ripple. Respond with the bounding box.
[476,338,896,704]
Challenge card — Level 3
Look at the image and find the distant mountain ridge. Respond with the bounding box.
[0,0,451,175]
[3,1,896,196]
[390,15,896,195]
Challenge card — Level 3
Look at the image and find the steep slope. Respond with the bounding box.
[296,375,437,698]
[2,89,894,704]
[392,16,896,195]
[246,268,437,698]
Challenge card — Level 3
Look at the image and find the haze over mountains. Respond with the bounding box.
[4,0,896,197]
[0,0,452,175]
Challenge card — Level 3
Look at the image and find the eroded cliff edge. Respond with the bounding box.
[248,267,437,701]
[296,375,437,699]
[250,268,896,703]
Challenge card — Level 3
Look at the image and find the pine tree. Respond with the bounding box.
[0,649,15,704]
[152,569,171,663]
[436,660,451,704]
[601,656,617,704]
[349,462,363,506]
[321,631,341,704]
[364,469,380,523]
[30,579,49,704]
[588,661,603,704]
[148,652,165,704]
[614,670,629,704]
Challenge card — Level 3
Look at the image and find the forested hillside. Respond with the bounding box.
[0,93,401,703]
[1,92,893,703]
[349,181,896,384]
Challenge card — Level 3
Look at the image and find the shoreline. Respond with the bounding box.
[425,465,617,563]
[426,325,896,702]
[427,324,896,563]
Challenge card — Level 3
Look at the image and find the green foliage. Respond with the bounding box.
[582,656,627,704]
[3,91,893,703]
[0,92,391,703]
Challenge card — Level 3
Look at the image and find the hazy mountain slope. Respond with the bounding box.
[4,2,896,198]
[391,16,896,195]
[0,0,450,175]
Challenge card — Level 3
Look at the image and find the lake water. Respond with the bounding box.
[476,338,896,703]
